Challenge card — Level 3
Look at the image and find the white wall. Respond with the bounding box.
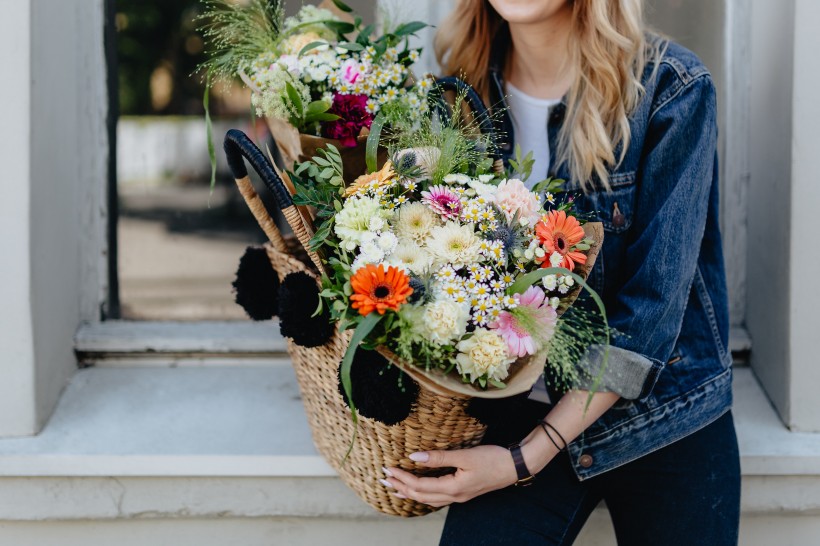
[786,0,820,431]
[746,0,796,426]
[0,0,108,437]
[0,0,37,436]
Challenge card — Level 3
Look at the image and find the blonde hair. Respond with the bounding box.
[435,0,665,191]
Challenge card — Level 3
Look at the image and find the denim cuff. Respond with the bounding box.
[574,345,663,400]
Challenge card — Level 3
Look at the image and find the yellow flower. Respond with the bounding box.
[344,161,396,197]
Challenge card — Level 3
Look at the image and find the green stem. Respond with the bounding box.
[339,312,382,465]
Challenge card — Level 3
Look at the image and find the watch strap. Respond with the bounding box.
[509,443,534,486]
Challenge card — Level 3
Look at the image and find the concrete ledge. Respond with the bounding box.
[0,365,817,524]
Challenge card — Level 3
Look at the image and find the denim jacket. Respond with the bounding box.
[488,33,733,480]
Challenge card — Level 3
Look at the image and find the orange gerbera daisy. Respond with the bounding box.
[534,210,588,271]
[349,263,413,316]
[344,160,396,197]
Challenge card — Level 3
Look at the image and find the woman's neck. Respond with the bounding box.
[505,7,575,100]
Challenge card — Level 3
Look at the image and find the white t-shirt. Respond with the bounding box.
[505,82,562,188]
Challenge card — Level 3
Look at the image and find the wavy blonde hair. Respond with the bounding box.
[435,0,664,191]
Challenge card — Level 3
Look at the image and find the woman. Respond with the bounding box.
[380,1,741,544]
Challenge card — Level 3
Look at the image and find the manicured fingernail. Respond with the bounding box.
[409,452,429,462]
[391,492,407,499]
[382,466,394,477]
[378,478,393,489]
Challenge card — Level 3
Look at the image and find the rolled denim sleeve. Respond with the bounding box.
[574,75,718,400]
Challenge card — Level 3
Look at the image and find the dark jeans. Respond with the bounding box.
[441,411,740,545]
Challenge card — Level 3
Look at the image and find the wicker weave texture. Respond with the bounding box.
[264,244,487,517]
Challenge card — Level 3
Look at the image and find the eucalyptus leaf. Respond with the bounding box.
[331,0,353,13]
[298,40,328,57]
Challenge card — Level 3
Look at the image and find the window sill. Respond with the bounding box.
[0,365,816,521]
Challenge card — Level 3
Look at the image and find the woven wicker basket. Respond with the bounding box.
[221,76,595,516]
[224,129,488,517]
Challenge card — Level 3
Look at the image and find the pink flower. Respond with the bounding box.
[490,286,557,358]
[494,178,542,227]
[322,93,373,147]
[421,185,463,220]
[341,59,364,85]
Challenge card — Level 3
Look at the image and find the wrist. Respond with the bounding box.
[521,426,560,475]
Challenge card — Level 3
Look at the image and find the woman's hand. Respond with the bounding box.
[382,445,518,507]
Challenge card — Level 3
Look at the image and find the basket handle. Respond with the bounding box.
[223,129,325,273]
[431,76,504,174]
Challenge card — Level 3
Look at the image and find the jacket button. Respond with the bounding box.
[579,454,593,468]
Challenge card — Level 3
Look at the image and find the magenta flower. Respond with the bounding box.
[321,93,373,147]
[490,286,558,358]
[421,185,463,220]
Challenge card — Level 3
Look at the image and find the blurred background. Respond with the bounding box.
[115,0,377,320]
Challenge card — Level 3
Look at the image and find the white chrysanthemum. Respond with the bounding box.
[360,240,384,263]
[415,300,470,345]
[427,222,482,270]
[467,179,498,198]
[549,251,564,267]
[377,231,398,253]
[542,274,558,291]
[444,173,471,185]
[395,202,439,244]
[455,328,515,383]
[334,196,391,250]
[386,241,433,275]
[549,297,561,309]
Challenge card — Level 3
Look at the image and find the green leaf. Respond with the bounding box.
[324,21,356,35]
[331,0,353,12]
[204,71,217,193]
[312,156,331,167]
[365,113,386,173]
[339,312,383,464]
[356,24,375,45]
[284,81,303,117]
[393,21,427,37]
[306,100,331,115]
[338,41,364,52]
[305,112,341,123]
[298,40,328,57]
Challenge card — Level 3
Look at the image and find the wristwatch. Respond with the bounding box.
[509,443,535,486]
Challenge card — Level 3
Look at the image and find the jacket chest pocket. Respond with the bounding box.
[573,171,638,296]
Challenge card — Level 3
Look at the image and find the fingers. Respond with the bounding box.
[381,471,459,507]
[409,449,465,469]
[384,466,458,495]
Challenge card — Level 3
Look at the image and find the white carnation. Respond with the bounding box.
[334,196,391,248]
[455,328,515,383]
[415,300,470,345]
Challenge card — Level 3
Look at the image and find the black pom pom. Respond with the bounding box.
[467,392,548,446]
[408,277,426,303]
[232,246,279,320]
[278,271,335,347]
[337,349,419,425]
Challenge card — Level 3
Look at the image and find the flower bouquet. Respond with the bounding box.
[223,84,608,516]
[199,0,431,182]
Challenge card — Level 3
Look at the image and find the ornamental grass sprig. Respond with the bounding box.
[198,0,284,83]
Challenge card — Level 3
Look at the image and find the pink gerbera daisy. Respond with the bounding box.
[490,286,558,358]
[421,185,462,220]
